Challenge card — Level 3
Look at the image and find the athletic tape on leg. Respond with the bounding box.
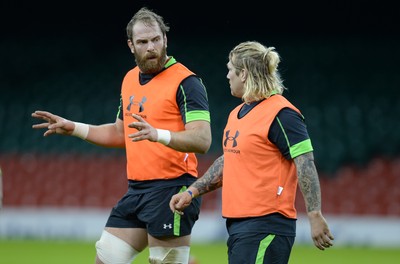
[149,246,190,264]
[95,230,139,264]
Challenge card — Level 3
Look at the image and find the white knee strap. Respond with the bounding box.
[149,246,190,264]
[95,230,139,264]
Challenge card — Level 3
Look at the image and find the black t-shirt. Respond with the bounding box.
[239,101,311,159]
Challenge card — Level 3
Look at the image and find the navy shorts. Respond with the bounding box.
[105,185,202,238]
[227,232,295,264]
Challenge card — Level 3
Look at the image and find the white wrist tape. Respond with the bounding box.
[156,129,171,145]
[72,122,89,140]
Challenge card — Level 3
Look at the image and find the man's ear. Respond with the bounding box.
[127,40,134,54]
[240,69,247,82]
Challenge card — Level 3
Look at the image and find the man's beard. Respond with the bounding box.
[135,47,167,74]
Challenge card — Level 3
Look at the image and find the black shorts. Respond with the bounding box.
[105,185,202,238]
[227,232,295,264]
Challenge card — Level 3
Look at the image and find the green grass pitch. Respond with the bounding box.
[0,239,399,263]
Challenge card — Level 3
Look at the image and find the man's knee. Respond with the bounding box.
[95,230,139,264]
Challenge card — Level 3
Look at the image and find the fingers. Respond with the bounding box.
[32,111,73,136]
[128,130,149,142]
[169,195,185,211]
[309,214,334,250]
[129,114,153,132]
[32,110,60,128]
[131,114,144,122]
[128,115,148,131]
[43,129,58,137]
[174,210,184,216]
[169,196,184,215]
[128,123,144,131]
[31,110,55,120]
[169,194,193,216]
[32,111,51,127]
[327,230,335,241]
[127,117,147,136]
[314,232,334,250]
[32,123,51,129]
[169,197,177,213]
[128,125,158,142]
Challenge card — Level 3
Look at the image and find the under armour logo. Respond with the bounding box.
[163,223,172,229]
[127,95,147,112]
[224,130,239,147]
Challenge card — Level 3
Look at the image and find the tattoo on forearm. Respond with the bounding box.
[193,155,224,196]
[295,152,322,212]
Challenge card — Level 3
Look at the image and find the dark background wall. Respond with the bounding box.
[1,0,399,174]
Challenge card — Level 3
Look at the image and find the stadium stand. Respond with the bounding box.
[1,35,399,216]
[1,153,399,216]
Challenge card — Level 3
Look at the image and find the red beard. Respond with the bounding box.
[135,48,167,74]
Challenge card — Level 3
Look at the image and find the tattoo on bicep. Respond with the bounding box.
[295,152,322,212]
[193,155,224,195]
